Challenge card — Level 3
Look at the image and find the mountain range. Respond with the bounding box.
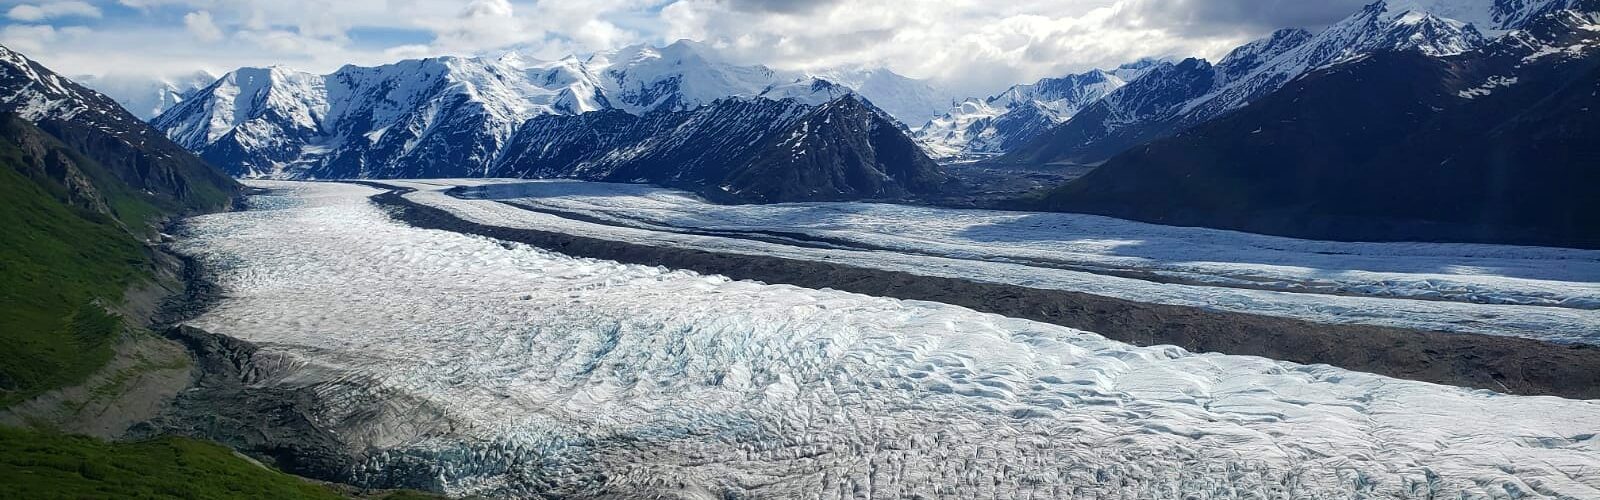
[914,60,1159,158]
[146,40,947,202]
[1025,0,1600,247]
[52,0,1600,245]
[1000,0,1559,167]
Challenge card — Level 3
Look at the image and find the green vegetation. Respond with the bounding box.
[0,160,154,406]
[0,123,441,499]
[0,104,430,497]
[0,426,347,499]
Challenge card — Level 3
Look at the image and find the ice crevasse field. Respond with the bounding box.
[171,181,1600,498]
[393,179,1600,345]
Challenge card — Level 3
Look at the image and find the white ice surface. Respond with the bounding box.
[382,179,1600,345]
[174,181,1600,499]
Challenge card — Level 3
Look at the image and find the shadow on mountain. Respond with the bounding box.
[954,212,1600,283]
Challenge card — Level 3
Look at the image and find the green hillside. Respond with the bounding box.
[0,111,399,497]
[0,427,347,499]
[0,117,161,406]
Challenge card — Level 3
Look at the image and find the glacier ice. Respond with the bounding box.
[384,179,1600,345]
[170,181,1600,498]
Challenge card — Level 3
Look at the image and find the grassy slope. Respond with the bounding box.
[0,427,346,499]
[0,118,427,497]
[0,158,151,407]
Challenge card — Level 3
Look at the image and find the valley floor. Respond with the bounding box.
[161,180,1600,498]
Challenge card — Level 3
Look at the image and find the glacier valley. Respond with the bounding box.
[390,179,1600,345]
[168,181,1600,498]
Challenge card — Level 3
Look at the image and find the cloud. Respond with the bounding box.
[1113,0,1371,36]
[1,24,59,52]
[1,22,91,54]
[8,0,1387,100]
[721,0,846,14]
[184,10,223,42]
[383,44,433,60]
[660,0,1269,96]
[428,0,528,51]
[7,1,102,22]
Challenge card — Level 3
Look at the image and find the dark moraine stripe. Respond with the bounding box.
[362,183,1600,400]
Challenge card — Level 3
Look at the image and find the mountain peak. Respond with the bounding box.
[495,50,541,69]
[916,64,1136,157]
[0,43,109,122]
[1116,57,1168,72]
[0,44,238,209]
[151,40,928,178]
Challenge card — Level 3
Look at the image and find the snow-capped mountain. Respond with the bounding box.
[581,40,845,115]
[152,40,944,202]
[1004,0,1578,166]
[1026,1,1600,247]
[75,71,215,120]
[805,66,952,126]
[0,43,236,210]
[152,40,880,179]
[0,44,131,124]
[441,94,945,202]
[914,60,1158,158]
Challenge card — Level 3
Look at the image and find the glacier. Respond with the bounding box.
[170,180,1600,498]
[380,179,1600,345]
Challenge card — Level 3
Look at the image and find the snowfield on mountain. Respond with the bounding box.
[148,40,944,182]
[169,181,1600,498]
[914,60,1157,158]
[1002,0,1587,166]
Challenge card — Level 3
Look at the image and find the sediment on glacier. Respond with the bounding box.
[132,324,471,492]
[121,231,462,494]
[369,185,1600,400]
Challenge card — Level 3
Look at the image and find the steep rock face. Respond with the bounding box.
[0,44,237,213]
[1,115,114,216]
[725,96,947,202]
[1026,5,1600,247]
[491,95,947,203]
[1001,0,1553,167]
[492,109,680,179]
[577,98,813,189]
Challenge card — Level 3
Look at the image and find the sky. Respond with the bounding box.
[0,0,1375,98]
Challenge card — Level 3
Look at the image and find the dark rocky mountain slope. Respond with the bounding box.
[0,44,238,403]
[493,95,948,203]
[1023,8,1600,248]
[1000,0,1578,168]
[0,45,237,213]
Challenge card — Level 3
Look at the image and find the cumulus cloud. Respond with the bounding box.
[8,0,1387,99]
[1113,0,1371,36]
[661,0,1267,96]
[721,0,846,14]
[1,24,59,52]
[1,22,91,54]
[7,1,102,22]
[184,10,223,42]
[428,0,528,51]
